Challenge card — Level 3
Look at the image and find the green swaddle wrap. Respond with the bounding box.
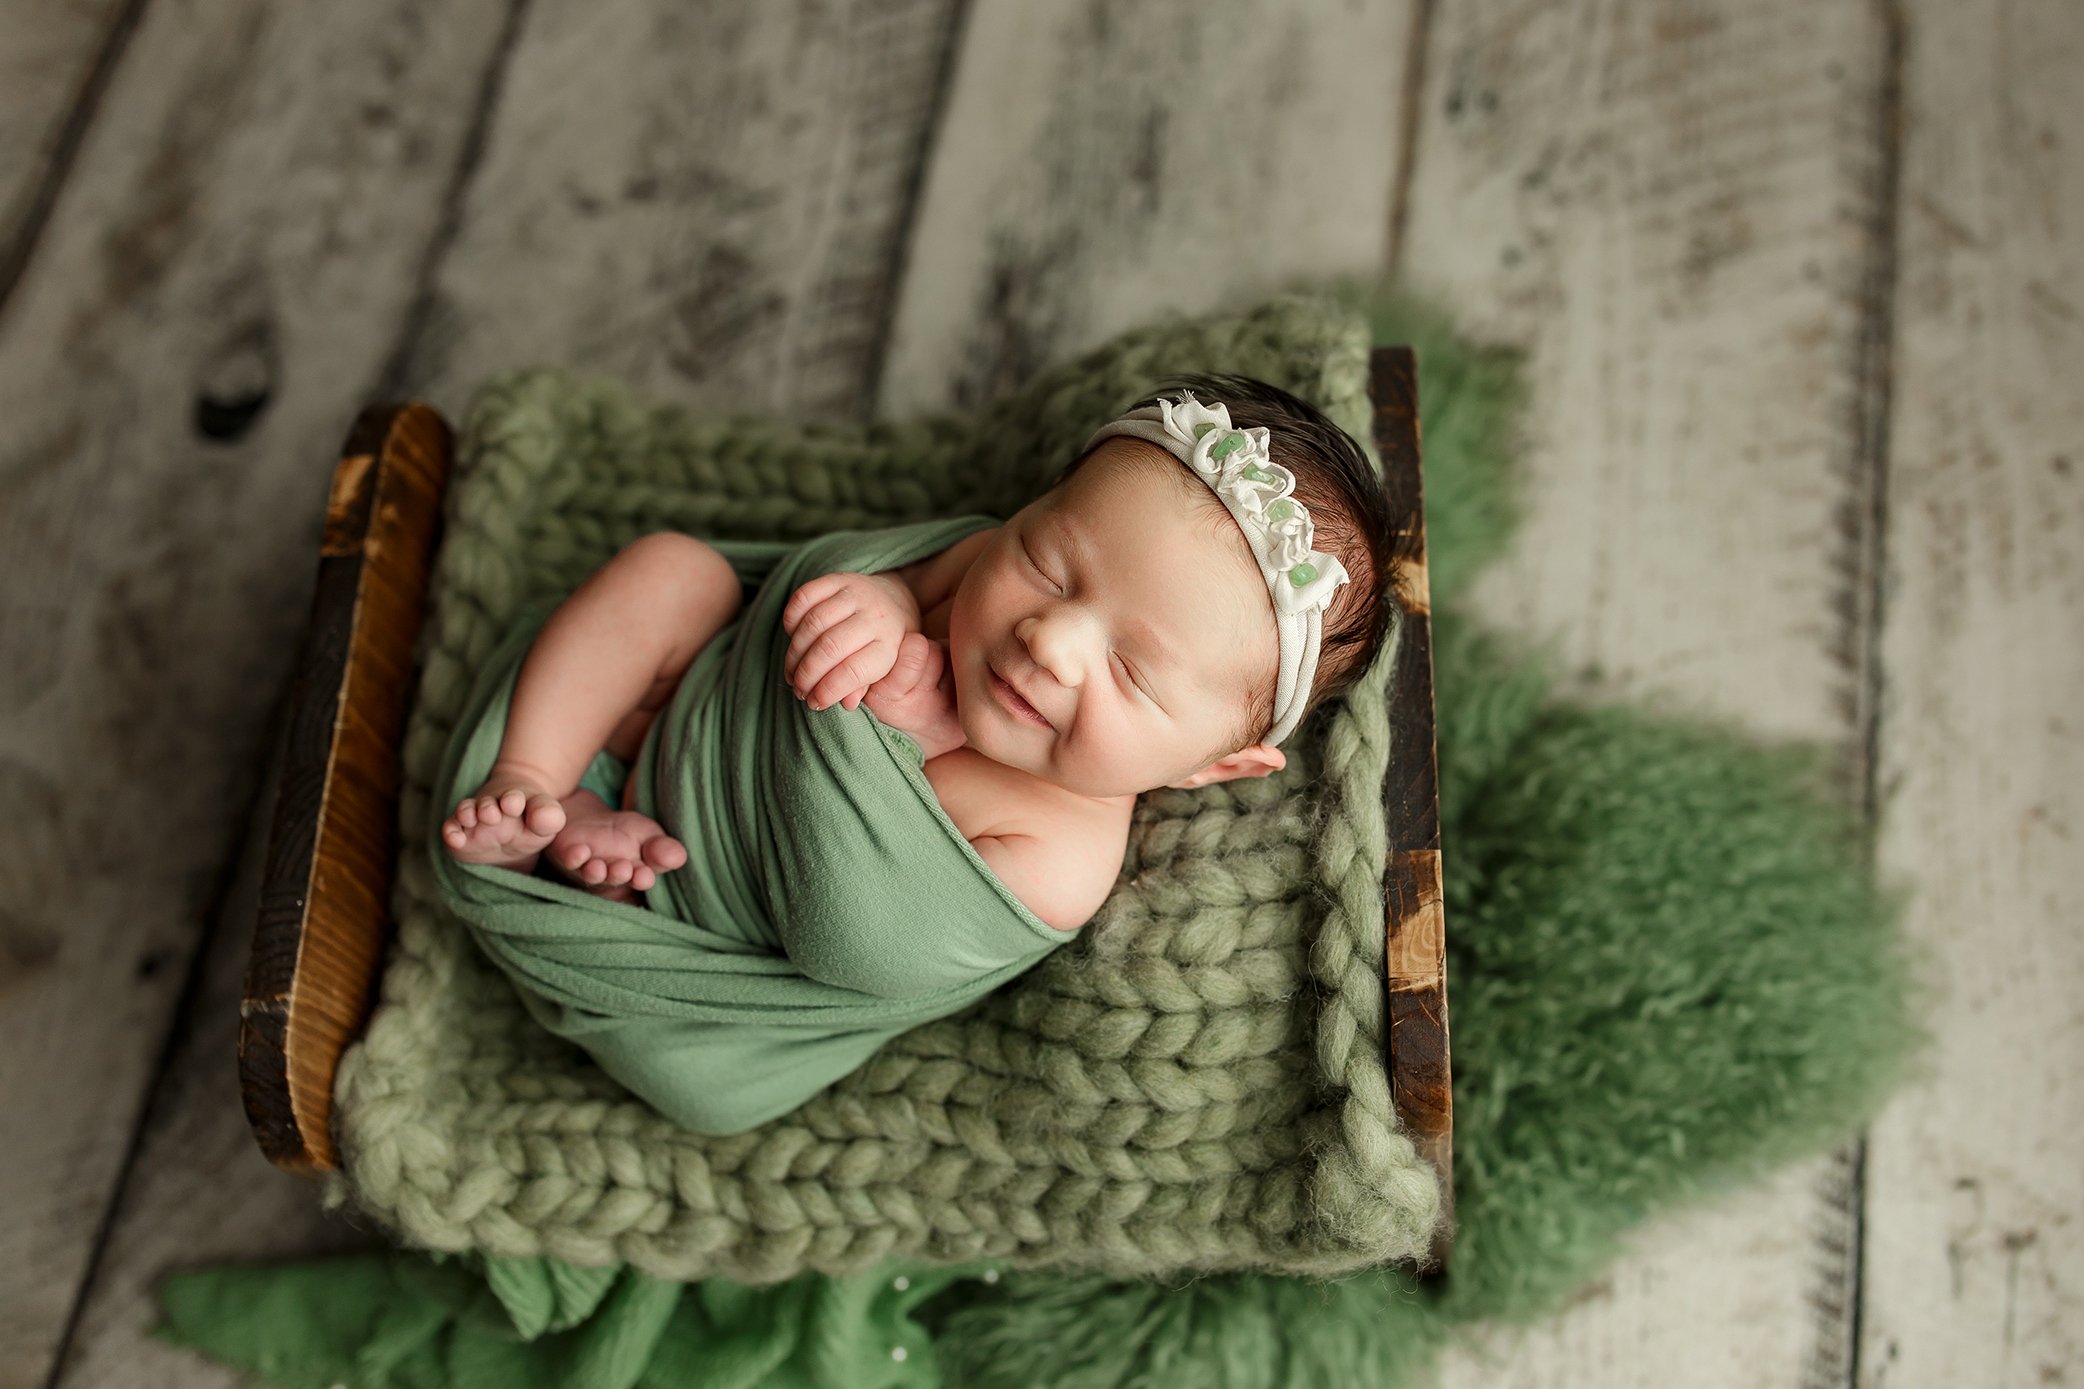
[429,515,1073,1135]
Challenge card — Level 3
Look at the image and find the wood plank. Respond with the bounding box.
[0,0,132,288]
[1858,0,2084,1382]
[1394,2,1895,1385]
[0,1,516,1383]
[49,1,968,1384]
[52,697,382,1389]
[877,0,1416,418]
[382,0,966,421]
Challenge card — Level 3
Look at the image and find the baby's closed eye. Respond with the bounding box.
[1116,653,1157,702]
[1032,556,1151,697]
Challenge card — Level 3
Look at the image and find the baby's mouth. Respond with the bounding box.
[988,662,1053,730]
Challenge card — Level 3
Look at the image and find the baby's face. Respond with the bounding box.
[946,439,1283,800]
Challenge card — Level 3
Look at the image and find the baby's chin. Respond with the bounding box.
[952,685,1031,773]
[952,677,1062,781]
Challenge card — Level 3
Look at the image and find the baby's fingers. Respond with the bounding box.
[781,574,849,634]
[881,631,936,692]
[783,596,863,680]
[804,642,890,710]
[911,633,946,683]
[790,613,872,698]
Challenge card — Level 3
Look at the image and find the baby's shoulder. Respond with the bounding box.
[922,749,1132,928]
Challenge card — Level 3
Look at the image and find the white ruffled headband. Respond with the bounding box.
[1081,389,1351,748]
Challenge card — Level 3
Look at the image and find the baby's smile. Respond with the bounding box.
[985,661,1055,730]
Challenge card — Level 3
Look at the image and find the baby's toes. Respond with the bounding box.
[473,793,505,827]
[603,859,635,887]
[453,799,479,830]
[630,864,657,892]
[549,839,591,874]
[640,835,687,872]
[522,793,566,838]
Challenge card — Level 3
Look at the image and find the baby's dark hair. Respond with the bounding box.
[1051,372,1400,760]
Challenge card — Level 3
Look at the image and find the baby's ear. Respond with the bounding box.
[1168,743,1285,789]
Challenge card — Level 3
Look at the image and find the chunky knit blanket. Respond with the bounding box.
[327,293,1445,1282]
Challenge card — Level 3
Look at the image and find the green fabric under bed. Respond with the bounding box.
[327,292,1444,1283]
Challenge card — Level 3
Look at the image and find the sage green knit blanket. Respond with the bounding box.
[328,293,1442,1282]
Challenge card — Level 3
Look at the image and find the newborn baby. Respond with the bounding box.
[441,372,1398,936]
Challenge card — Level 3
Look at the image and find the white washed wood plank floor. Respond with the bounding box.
[0,2,2074,1387]
[1861,0,2083,1383]
[0,3,515,1385]
[1402,4,1891,1387]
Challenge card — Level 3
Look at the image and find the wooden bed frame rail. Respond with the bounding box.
[238,404,450,1174]
[239,347,1455,1270]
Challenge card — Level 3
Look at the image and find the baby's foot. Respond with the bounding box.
[543,787,688,897]
[441,773,567,868]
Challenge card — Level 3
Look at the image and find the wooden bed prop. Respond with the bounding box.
[239,345,1456,1272]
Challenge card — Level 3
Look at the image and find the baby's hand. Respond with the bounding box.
[781,571,920,711]
[864,632,966,760]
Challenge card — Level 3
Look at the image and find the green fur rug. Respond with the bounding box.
[157,286,1933,1388]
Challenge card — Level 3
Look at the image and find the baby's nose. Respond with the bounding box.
[1019,611,1094,686]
